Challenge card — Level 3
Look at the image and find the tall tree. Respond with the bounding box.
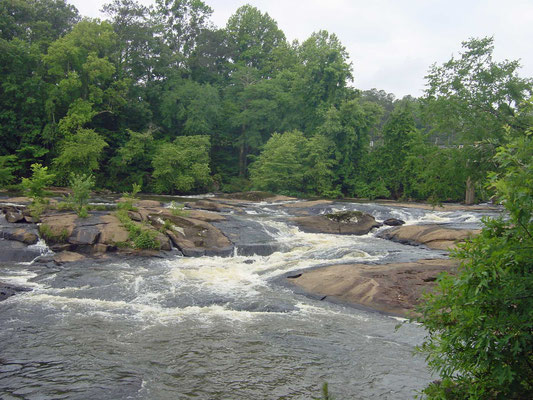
[318,99,382,196]
[423,37,532,202]
[225,4,286,77]
[152,134,211,193]
[0,0,79,176]
[297,30,353,131]
[376,102,418,198]
[151,0,213,74]
[0,0,79,46]
[424,37,533,143]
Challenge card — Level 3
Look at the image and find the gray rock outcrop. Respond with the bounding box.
[291,211,381,235]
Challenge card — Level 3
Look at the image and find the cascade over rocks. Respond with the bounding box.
[0,193,490,311]
[0,240,42,262]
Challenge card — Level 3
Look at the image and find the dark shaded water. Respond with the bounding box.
[0,200,501,399]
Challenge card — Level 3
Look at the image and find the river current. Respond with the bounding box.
[0,200,500,399]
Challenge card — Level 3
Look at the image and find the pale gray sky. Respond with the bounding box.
[69,0,533,98]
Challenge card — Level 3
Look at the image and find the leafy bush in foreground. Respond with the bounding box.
[416,132,533,399]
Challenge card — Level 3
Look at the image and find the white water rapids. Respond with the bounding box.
[0,200,500,399]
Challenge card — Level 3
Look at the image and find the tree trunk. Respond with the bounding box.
[465,176,475,205]
[239,141,246,177]
[239,124,247,177]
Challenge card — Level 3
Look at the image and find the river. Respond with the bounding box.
[0,199,500,399]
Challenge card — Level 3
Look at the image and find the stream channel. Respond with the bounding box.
[0,198,501,399]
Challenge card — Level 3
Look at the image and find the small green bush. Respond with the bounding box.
[39,224,69,244]
[169,201,188,216]
[69,173,94,217]
[21,163,55,200]
[29,198,49,221]
[55,201,75,211]
[118,183,142,211]
[133,230,158,249]
[115,209,160,250]
[116,201,136,211]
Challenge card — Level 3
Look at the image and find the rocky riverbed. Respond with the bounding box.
[0,192,503,399]
[0,191,500,315]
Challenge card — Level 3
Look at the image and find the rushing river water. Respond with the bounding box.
[0,200,501,399]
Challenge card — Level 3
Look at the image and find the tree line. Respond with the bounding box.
[1,0,532,203]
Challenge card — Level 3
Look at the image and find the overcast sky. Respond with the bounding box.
[69,0,533,98]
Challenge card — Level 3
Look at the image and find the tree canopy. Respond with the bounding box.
[0,1,531,205]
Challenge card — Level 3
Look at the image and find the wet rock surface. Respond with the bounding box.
[290,211,381,235]
[212,215,280,256]
[5,210,25,223]
[383,218,405,226]
[287,259,459,316]
[378,224,480,250]
[0,281,31,301]
[0,192,496,321]
[0,240,42,263]
[0,213,39,247]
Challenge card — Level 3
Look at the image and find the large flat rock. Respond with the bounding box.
[287,259,459,316]
[162,215,233,257]
[98,214,130,244]
[282,200,332,208]
[378,224,480,250]
[40,212,77,238]
[212,215,280,256]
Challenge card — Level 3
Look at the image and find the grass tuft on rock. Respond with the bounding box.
[325,210,363,223]
[115,209,160,250]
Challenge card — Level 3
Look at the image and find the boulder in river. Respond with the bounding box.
[291,211,381,235]
[383,218,405,226]
[287,259,459,316]
[5,210,25,223]
[53,251,86,264]
[0,281,31,302]
[185,199,242,213]
[1,214,39,245]
[378,224,480,250]
[97,214,130,245]
[282,200,333,209]
[212,215,280,256]
[160,214,233,257]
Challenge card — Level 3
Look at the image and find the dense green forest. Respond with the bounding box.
[1,0,532,202]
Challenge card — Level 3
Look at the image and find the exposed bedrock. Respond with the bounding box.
[287,259,459,316]
[378,224,480,250]
[290,211,382,235]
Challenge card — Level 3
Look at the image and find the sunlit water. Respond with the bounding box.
[0,201,500,399]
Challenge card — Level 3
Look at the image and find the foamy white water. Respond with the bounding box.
[0,200,501,399]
